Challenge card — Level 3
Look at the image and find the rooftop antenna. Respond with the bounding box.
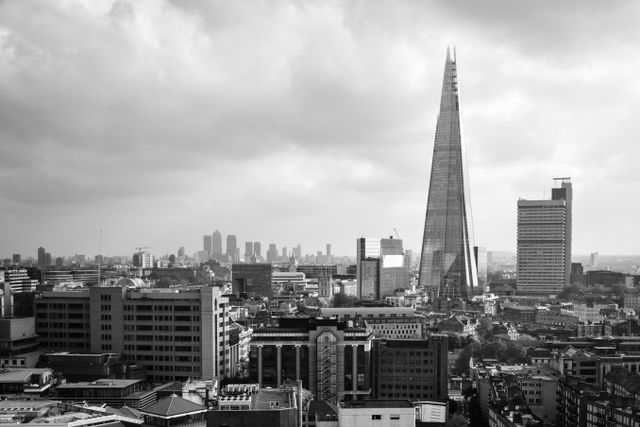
[98,229,103,286]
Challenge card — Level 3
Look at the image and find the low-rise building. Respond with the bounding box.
[337,400,415,427]
[55,378,156,409]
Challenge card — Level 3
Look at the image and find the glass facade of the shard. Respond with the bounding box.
[418,50,477,298]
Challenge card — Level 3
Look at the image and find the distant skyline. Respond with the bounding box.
[1,1,639,258]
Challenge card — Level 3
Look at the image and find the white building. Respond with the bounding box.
[337,400,415,427]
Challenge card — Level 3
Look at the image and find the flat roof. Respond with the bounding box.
[340,400,413,409]
[0,369,50,383]
[57,379,142,389]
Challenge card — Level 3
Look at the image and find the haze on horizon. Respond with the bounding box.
[1,0,639,259]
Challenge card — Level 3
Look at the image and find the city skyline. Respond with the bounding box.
[1,1,639,257]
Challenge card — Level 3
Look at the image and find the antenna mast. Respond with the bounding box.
[98,229,103,285]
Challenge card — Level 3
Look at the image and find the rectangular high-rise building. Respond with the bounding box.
[356,238,408,300]
[226,235,237,263]
[212,230,223,259]
[474,246,488,293]
[244,242,253,262]
[516,178,572,295]
[203,234,213,257]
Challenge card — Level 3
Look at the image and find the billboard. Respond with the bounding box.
[382,254,404,268]
[415,401,447,423]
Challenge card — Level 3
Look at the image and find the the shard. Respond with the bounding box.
[418,48,478,298]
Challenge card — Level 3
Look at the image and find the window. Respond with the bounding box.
[372,415,382,420]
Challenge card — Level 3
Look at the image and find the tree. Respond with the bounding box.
[476,317,494,341]
[612,283,628,298]
[445,414,468,427]
[331,292,355,308]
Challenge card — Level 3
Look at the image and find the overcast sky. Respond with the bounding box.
[1,0,639,259]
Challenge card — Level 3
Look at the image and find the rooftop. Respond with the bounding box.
[56,378,142,389]
[339,400,413,409]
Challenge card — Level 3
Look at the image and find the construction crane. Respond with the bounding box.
[393,228,401,239]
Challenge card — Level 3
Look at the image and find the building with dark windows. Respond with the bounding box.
[356,238,409,300]
[371,336,448,401]
[203,234,212,258]
[232,263,272,298]
[244,242,254,262]
[296,265,338,280]
[254,242,262,260]
[516,178,572,294]
[35,284,230,382]
[226,235,237,263]
[248,317,373,401]
[37,247,46,266]
[418,49,478,299]
[212,230,223,260]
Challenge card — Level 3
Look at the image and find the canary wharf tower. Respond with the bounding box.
[418,49,478,298]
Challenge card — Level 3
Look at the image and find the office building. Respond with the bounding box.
[232,263,272,298]
[266,244,278,264]
[418,49,478,298]
[379,237,409,297]
[249,317,373,401]
[371,336,448,401]
[212,230,223,259]
[293,244,302,260]
[226,235,237,263]
[253,242,262,260]
[474,246,488,292]
[516,178,572,294]
[297,264,338,279]
[244,242,254,262]
[133,251,153,269]
[34,284,230,382]
[356,238,408,300]
[12,254,20,265]
[37,247,46,266]
[177,246,185,258]
[326,243,332,260]
[203,234,212,258]
[357,238,381,300]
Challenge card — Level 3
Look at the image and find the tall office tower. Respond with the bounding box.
[294,244,302,260]
[37,247,46,266]
[177,246,185,258]
[282,247,287,260]
[132,251,154,269]
[267,243,277,264]
[356,238,381,300]
[379,237,410,297]
[326,243,332,259]
[203,234,213,258]
[44,252,52,266]
[253,242,262,260]
[589,252,599,268]
[244,242,253,262]
[226,235,237,263]
[418,49,478,299]
[516,178,572,294]
[212,230,223,259]
[12,254,20,265]
[474,246,488,292]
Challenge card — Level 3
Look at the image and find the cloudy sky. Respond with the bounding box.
[1,0,639,260]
